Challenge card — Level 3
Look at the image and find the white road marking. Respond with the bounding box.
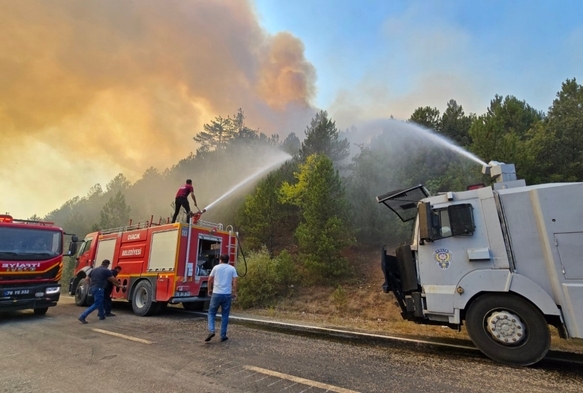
[92,328,152,344]
[244,365,361,393]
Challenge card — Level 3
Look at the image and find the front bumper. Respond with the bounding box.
[0,283,61,312]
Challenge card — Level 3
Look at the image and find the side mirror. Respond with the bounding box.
[66,242,78,257]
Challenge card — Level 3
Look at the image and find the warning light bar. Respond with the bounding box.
[0,215,14,223]
[467,183,486,191]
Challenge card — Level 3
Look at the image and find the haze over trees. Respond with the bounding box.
[37,79,583,306]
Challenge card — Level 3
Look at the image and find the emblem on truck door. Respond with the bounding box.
[433,249,452,269]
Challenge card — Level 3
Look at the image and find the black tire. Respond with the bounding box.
[33,307,49,315]
[74,278,90,306]
[182,302,205,311]
[465,293,550,366]
[131,281,156,316]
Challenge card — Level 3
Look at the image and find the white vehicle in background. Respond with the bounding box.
[377,161,582,366]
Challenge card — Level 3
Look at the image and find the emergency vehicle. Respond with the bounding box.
[70,212,238,316]
[377,162,583,366]
[0,214,77,314]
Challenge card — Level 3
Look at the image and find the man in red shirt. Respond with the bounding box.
[171,179,201,223]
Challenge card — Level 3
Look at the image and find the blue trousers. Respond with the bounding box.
[207,293,232,339]
[80,287,105,319]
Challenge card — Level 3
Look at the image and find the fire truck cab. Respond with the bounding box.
[70,215,238,316]
[377,162,583,366]
[0,215,77,315]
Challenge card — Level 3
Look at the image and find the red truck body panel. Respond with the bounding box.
[72,217,237,314]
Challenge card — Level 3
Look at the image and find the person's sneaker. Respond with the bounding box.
[205,333,215,342]
[78,317,88,324]
[221,337,229,342]
[99,316,106,320]
[105,313,116,317]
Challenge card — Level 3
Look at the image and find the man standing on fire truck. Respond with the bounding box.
[171,179,201,223]
[205,254,238,342]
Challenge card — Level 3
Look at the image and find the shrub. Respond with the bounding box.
[237,247,299,309]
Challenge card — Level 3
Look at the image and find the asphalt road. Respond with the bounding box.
[1,297,582,393]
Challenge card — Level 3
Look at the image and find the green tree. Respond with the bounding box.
[440,99,474,147]
[298,111,350,164]
[469,95,543,165]
[281,132,301,156]
[237,161,299,254]
[193,115,235,153]
[525,78,583,183]
[280,154,354,283]
[409,106,441,131]
[237,247,298,309]
[95,191,131,230]
[105,173,131,193]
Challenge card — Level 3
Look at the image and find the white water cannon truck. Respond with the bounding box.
[377,161,582,366]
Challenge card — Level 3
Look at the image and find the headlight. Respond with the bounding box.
[45,287,60,295]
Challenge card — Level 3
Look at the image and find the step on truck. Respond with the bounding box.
[70,213,238,316]
[0,215,78,315]
[377,161,583,366]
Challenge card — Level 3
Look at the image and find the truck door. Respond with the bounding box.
[76,237,96,270]
[555,232,583,338]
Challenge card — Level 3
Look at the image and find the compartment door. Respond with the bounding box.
[556,232,583,338]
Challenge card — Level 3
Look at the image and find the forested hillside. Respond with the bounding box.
[38,79,583,301]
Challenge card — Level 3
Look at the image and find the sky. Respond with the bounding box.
[1,0,582,219]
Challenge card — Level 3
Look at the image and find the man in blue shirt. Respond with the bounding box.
[78,260,123,324]
[205,254,238,342]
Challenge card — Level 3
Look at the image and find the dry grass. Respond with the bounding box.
[235,248,583,354]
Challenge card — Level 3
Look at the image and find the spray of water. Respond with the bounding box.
[203,152,292,211]
[410,124,487,166]
[349,118,488,167]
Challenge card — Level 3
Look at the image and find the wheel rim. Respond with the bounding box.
[75,284,85,300]
[486,310,526,345]
[135,287,147,309]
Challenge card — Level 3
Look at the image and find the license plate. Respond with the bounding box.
[3,289,31,296]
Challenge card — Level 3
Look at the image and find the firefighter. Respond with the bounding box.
[205,254,238,343]
[171,179,201,223]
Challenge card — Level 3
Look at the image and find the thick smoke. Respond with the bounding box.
[0,0,316,217]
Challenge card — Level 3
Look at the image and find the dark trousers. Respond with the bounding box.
[104,288,113,315]
[172,197,191,223]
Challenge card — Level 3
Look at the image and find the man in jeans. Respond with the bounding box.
[205,254,238,342]
[78,260,124,324]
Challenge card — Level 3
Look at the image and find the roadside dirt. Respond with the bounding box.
[234,249,583,354]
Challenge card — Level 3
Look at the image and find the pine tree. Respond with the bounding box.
[280,154,354,282]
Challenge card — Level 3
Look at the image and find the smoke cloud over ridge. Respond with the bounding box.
[0,0,316,217]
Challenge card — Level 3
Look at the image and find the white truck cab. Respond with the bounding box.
[377,162,583,366]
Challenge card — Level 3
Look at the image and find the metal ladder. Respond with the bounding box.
[226,225,238,263]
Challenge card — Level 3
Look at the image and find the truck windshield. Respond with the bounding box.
[0,227,62,261]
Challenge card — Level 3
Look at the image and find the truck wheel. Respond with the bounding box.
[132,281,156,316]
[465,293,550,366]
[74,279,89,306]
[33,307,49,315]
[183,302,204,311]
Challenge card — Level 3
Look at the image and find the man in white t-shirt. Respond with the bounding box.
[205,253,238,342]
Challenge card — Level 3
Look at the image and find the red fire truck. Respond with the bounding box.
[70,213,238,316]
[0,214,78,315]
